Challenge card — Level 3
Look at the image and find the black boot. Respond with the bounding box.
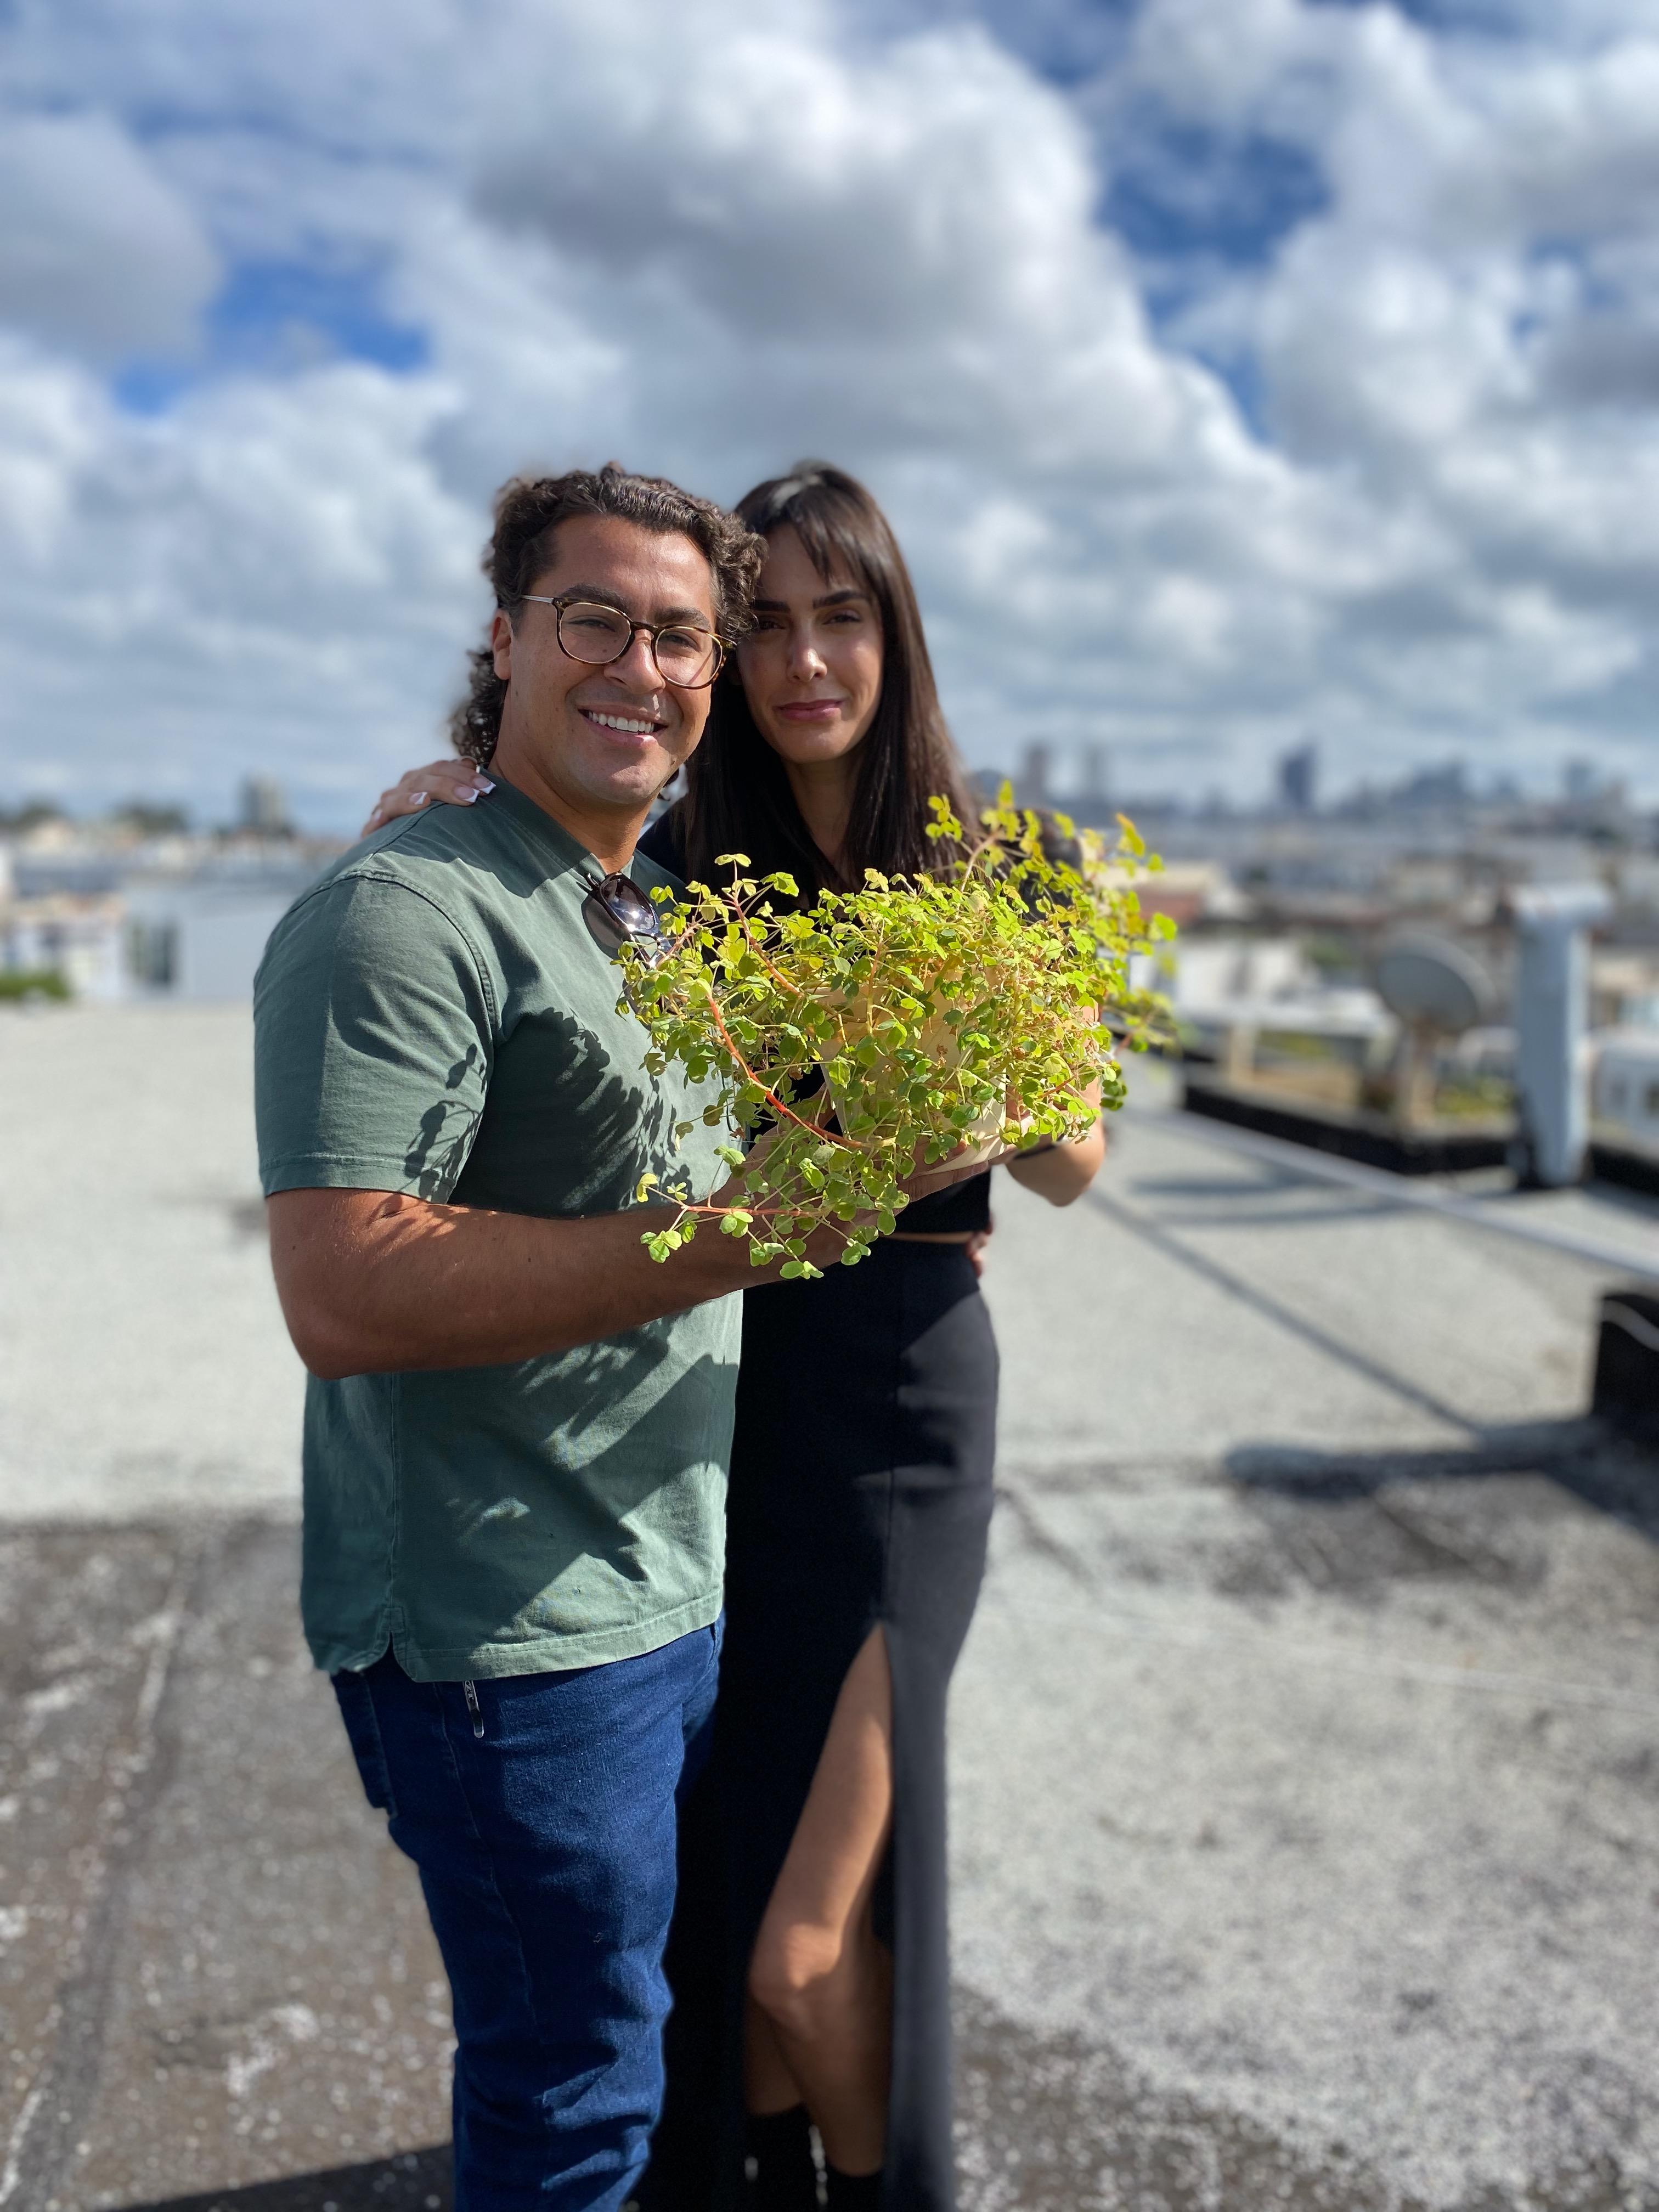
[744,2104,820,2210]
[823,2164,882,2209]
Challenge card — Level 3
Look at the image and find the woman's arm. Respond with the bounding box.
[1005,1081,1106,1206]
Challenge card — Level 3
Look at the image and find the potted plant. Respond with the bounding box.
[626,793,1171,1277]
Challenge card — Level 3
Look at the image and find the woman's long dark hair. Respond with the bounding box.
[678,462,977,897]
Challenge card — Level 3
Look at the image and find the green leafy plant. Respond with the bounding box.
[0,968,71,1003]
[625,793,1172,1277]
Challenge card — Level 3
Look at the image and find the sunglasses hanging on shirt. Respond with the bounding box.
[580,871,669,967]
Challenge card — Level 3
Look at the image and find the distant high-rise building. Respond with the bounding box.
[1564,759,1601,802]
[238,775,291,837]
[1277,742,1317,815]
[1017,742,1052,810]
[1397,760,1468,811]
[1076,743,1111,821]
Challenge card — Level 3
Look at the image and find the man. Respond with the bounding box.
[255,465,866,2211]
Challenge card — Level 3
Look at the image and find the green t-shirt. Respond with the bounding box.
[253,778,741,1681]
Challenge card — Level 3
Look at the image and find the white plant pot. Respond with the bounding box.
[816,994,1029,1167]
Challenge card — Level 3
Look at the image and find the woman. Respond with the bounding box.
[366,463,1104,2210]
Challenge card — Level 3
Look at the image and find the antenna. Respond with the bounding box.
[1374,938,1494,1036]
[1374,936,1496,1130]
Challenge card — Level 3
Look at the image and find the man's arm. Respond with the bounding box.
[267,1187,763,1378]
[270,1143,988,1379]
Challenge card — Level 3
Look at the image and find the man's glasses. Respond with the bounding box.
[519,595,726,689]
[581,870,669,966]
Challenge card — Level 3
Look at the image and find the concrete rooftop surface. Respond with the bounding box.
[4,1005,1659,2212]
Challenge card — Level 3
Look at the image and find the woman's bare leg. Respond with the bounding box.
[746,1623,895,2176]
[743,1997,805,2117]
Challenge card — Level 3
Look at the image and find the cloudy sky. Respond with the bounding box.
[3,0,1658,827]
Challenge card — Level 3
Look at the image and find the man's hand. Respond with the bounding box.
[710,1131,1006,1275]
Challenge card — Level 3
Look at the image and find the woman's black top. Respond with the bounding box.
[631,802,691,876]
[634,805,990,1234]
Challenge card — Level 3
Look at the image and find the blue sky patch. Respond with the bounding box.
[865,0,1133,87]
[1197,347,1271,442]
[1107,117,1330,268]
[114,362,199,414]
[211,259,427,372]
[1306,0,1527,30]
[115,256,428,413]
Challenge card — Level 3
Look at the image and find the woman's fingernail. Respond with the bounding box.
[410,791,428,805]
[460,786,479,803]
[475,776,495,792]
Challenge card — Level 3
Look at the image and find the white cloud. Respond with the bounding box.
[0,112,218,356]
[0,352,480,808]
[1121,0,1322,125]
[458,6,1231,490]
[0,0,1656,821]
[0,338,105,555]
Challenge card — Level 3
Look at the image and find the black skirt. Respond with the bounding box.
[642,1238,998,2211]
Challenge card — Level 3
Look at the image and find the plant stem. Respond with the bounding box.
[703,998,857,1150]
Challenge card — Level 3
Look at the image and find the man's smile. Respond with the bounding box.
[580,706,667,738]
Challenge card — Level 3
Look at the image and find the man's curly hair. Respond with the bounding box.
[450,464,767,768]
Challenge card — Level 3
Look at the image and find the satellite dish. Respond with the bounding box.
[1374,936,1495,1036]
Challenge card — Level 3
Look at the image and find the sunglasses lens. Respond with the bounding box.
[583,874,665,963]
[583,898,627,956]
[609,878,656,928]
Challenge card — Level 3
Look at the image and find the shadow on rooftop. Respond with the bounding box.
[116,2146,452,2212]
[1227,1417,1659,1543]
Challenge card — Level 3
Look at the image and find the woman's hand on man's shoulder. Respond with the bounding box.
[363,760,495,838]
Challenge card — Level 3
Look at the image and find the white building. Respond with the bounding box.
[1,891,128,999]
[2,821,337,1002]
[121,871,315,1000]
[1592,1030,1659,1168]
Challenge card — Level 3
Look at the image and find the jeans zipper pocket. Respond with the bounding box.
[463,1680,484,1740]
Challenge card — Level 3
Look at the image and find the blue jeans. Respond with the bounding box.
[331,1622,723,2212]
